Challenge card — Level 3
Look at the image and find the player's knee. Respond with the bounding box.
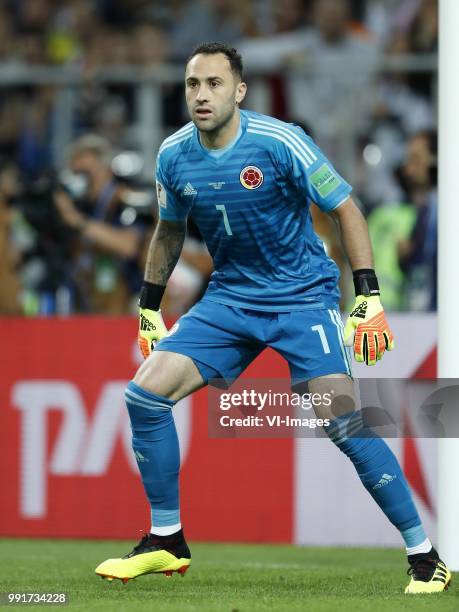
[133,351,204,401]
[124,381,175,442]
[133,365,159,393]
[126,375,175,405]
[132,362,177,399]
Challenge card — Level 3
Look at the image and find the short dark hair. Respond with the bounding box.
[187,42,243,80]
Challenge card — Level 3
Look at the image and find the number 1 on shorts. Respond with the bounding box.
[311,324,331,354]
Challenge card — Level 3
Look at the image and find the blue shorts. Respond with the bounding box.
[155,299,351,386]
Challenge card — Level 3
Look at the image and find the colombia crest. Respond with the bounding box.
[240,166,263,190]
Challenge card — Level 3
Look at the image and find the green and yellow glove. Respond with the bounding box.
[137,282,168,359]
[138,308,168,359]
[344,270,394,366]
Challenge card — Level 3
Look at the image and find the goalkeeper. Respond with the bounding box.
[96,42,450,594]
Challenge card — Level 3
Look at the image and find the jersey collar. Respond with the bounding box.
[193,110,248,164]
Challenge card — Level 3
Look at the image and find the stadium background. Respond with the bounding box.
[0,0,439,548]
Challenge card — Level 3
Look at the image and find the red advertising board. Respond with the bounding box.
[0,318,293,542]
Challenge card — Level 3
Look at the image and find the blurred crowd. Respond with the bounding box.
[0,0,438,316]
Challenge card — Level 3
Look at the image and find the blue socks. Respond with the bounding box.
[125,381,181,535]
[328,411,428,550]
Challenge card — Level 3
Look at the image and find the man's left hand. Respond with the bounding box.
[344,295,394,366]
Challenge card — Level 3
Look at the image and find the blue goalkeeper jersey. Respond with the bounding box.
[155,109,352,311]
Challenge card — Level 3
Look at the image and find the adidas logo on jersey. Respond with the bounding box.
[373,473,397,489]
[350,301,368,319]
[183,182,197,196]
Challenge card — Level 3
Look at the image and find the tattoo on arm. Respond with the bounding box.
[144,219,186,285]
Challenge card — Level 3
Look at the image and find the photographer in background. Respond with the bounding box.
[54,135,148,314]
[397,130,437,311]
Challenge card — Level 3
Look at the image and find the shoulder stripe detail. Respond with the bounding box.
[247,128,313,170]
[248,118,317,164]
[159,130,194,153]
[164,122,194,142]
[160,124,194,151]
[160,125,194,146]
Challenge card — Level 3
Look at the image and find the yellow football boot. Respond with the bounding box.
[95,530,191,584]
[405,548,451,594]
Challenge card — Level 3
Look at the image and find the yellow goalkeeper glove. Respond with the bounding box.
[138,308,168,359]
[137,282,168,359]
[344,270,394,366]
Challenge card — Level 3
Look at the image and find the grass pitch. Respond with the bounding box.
[0,539,457,611]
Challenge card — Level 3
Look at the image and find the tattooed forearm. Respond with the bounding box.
[144,219,186,285]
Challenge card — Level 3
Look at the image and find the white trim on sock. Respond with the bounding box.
[150,523,182,536]
[406,537,432,556]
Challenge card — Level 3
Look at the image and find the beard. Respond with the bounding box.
[192,101,236,134]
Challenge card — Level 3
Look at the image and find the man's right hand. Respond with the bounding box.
[138,308,168,359]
